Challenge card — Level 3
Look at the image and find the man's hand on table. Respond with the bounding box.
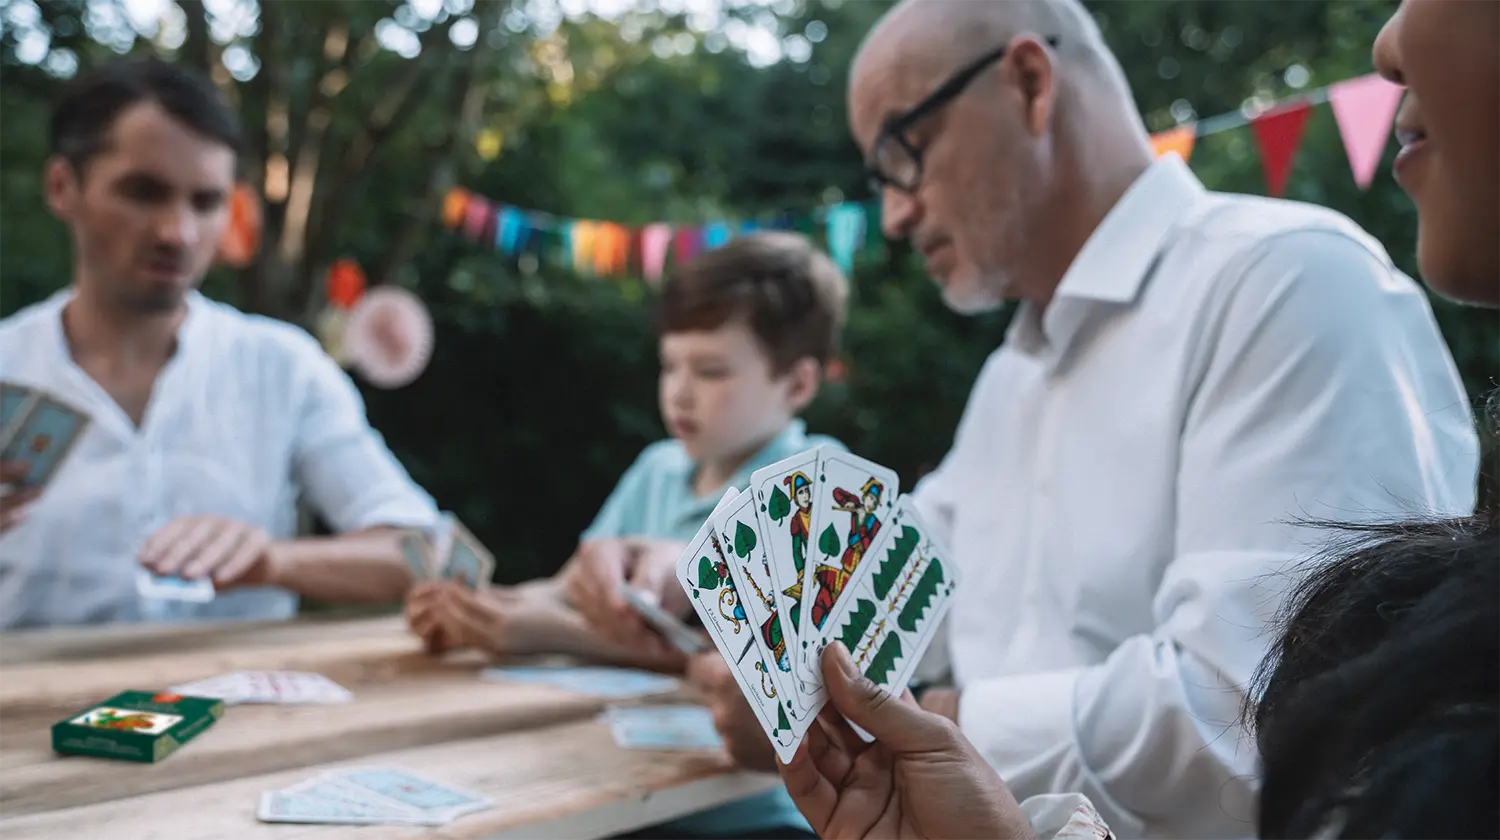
[687,651,778,772]
[0,460,40,533]
[560,536,689,659]
[139,515,277,588]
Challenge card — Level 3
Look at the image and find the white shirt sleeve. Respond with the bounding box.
[956,230,1479,838]
[289,341,443,536]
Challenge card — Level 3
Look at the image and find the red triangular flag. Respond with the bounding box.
[1251,101,1312,197]
[1329,74,1403,190]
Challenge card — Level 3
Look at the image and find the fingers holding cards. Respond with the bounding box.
[0,384,90,532]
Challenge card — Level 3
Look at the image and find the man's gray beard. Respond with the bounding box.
[939,275,1010,315]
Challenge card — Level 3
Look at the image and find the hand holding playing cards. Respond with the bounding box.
[686,651,779,772]
[778,644,1035,840]
[563,537,688,654]
[0,460,40,533]
[405,581,518,654]
[140,515,275,588]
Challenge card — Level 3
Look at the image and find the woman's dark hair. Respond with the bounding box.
[1248,511,1498,839]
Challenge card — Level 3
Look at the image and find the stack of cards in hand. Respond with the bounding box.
[258,767,492,826]
[170,670,353,705]
[401,515,495,589]
[0,381,90,489]
[675,444,960,762]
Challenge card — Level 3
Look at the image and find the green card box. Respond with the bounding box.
[52,690,226,763]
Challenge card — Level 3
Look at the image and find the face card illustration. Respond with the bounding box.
[799,450,900,673]
[442,520,493,590]
[816,496,958,699]
[72,706,183,735]
[0,395,90,488]
[751,447,825,692]
[719,489,825,740]
[676,489,799,763]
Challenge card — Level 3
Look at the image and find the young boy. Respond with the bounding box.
[406,230,849,839]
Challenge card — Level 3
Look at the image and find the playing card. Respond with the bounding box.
[717,488,824,746]
[399,530,436,582]
[677,488,799,763]
[815,496,958,701]
[618,582,707,655]
[0,382,37,450]
[135,568,216,603]
[480,665,680,699]
[602,705,723,751]
[327,766,493,823]
[750,447,826,693]
[441,517,494,590]
[798,450,900,674]
[0,393,90,488]
[259,775,438,825]
[171,671,353,705]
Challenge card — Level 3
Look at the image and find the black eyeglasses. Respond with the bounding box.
[866,36,1061,196]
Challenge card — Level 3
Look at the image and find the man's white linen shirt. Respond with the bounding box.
[0,290,442,628]
[912,154,1478,839]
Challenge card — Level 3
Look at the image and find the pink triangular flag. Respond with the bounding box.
[1329,74,1403,190]
[641,223,673,285]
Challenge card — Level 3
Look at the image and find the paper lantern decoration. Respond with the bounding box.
[343,286,434,389]
[326,259,367,309]
[217,182,262,268]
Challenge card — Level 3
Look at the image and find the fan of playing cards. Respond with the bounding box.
[675,445,959,763]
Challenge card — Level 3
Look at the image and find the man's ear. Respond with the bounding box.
[44,156,79,222]
[1006,33,1057,137]
[784,357,823,414]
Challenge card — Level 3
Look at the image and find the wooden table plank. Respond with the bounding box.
[0,718,782,840]
[0,664,689,816]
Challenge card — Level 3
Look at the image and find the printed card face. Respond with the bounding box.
[442,520,494,591]
[0,394,90,488]
[400,531,434,582]
[750,447,826,692]
[603,705,723,751]
[135,569,216,603]
[0,383,36,448]
[815,497,958,699]
[618,582,707,654]
[72,706,182,735]
[276,776,431,823]
[676,489,799,763]
[799,450,900,673]
[329,767,493,821]
[719,489,824,743]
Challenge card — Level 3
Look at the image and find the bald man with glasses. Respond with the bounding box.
[836,1,1474,838]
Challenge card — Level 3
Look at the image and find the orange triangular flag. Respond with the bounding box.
[1150,125,1196,162]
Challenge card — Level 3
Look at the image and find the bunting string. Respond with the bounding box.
[442,73,1402,277]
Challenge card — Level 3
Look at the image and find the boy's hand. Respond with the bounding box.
[561,537,688,655]
[686,652,778,772]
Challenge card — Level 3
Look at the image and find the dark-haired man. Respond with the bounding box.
[0,58,442,628]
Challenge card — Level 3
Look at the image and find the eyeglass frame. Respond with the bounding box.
[866,36,1062,196]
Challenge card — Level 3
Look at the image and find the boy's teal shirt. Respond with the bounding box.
[581,419,844,837]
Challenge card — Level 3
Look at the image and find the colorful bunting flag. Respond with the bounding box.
[825,202,867,274]
[1251,101,1313,198]
[641,223,673,284]
[673,226,703,267]
[702,221,733,250]
[1329,74,1403,190]
[1149,125,1196,162]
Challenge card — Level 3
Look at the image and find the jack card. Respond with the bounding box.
[815,496,958,700]
[750,447,826,693]
[718,488,824,744]
[798,449,899,675]
[677,488,799,763]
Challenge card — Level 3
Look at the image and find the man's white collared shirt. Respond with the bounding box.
[913,155,1478,838]
[0,291,442,628]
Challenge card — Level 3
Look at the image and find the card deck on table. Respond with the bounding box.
[814,496,959,699]
[134,568,216,603]
[601,705,723,751]
[717,487,824,747]
[170,670,353,705]
[618,582,707,655]
[0,391,91,488]
[798,449,900,676]
[441,517,494,590]
[481,665,680,699]
[677,488,799,763]
[52,690,226,763]
[751,447,828,693]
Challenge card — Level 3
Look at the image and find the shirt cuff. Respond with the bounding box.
[1020,793,1112,839]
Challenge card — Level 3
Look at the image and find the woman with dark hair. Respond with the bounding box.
[773,1,1498,838]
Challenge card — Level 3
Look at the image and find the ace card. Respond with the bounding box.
[815,496,958,700]
[677,488,799,763]
[750,447,825,692]
[798,450,899,674]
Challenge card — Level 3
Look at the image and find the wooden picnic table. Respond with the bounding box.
[0,614,778,839]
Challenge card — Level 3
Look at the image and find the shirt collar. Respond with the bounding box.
[674,419,814,515]
[1008,153,1206,356]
